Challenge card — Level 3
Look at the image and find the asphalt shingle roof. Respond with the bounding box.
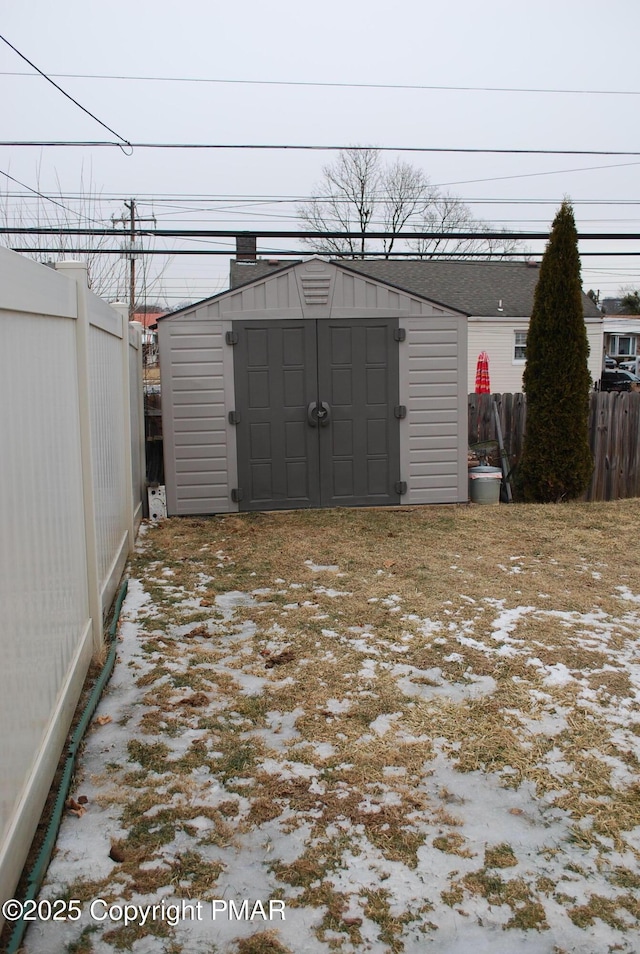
[339,259,601,318]
[229,258,601,319]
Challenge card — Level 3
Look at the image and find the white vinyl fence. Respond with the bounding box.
[0,249,145,918]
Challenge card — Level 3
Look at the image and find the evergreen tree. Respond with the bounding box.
[620,290,640,315]
[519,201,593,502]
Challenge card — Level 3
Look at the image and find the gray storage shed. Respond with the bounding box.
[158,257,468,515]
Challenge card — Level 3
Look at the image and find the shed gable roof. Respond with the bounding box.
[160,257,465,321]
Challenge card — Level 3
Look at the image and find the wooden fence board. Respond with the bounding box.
[631,394,640,498]
[468,391,640,502]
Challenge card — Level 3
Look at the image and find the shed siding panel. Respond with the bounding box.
[162,321,233,514]
[343,273,355,307]
[255,283,266,310]
[277,274,291,308]
[172,362,223,378]
[406,316,467,504]
[173,404,222,419]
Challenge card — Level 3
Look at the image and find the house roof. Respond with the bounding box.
[133,311,164,330]
[340,260,601,318]
[601,297,624,315]
[602,316,640,334]
[228,258,601,319]
[229,259,297,290]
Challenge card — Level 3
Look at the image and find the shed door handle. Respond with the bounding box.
[307,402,331,427]
[317,401,331,427]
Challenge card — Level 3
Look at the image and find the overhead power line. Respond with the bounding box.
[0,167,94,222]
[0,34,132,153]
[3,227,640,240]
[13,248,640,258]
[3,70,640,96]
[0,168,115,228]
[4,191,640,205]
[2,141,639,157]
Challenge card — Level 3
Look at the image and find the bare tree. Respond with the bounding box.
[410,192,479,258]
[0,164,132,299]
[298,147,382,257]
[0,165,173,307]
[298,147,522,260]
[411,192,523,259]
[382,159,434,256]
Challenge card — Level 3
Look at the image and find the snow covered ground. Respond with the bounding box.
[22,505,640,954]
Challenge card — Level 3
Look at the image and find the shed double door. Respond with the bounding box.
[232,318,401,510]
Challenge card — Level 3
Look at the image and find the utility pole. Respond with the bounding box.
[127,199,136,321]
[113,199,156,320]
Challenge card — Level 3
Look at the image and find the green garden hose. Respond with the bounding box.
[5,579,129,954]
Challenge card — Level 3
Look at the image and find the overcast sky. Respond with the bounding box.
[1,0,639,306]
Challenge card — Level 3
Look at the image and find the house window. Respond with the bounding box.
[609,334,636,356]
[514,331,527,362]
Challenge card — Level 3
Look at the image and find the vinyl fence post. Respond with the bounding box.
[55,261,103,653]
[114,302,136,552]
[130,320,146,515]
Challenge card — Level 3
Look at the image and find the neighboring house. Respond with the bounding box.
[601,297,625,315]
[602,315,640,364]
[133,311,163,366]
[230,257,604,393]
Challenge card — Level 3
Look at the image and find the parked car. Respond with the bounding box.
[600,370,640,392]
[604,356,617,369]
[618,358,640,374]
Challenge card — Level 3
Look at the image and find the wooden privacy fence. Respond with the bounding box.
[468,391,640,502]
[0,249,145,923]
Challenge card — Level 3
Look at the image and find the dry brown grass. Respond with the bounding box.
[234,929,293,953]
[50,500,640,950]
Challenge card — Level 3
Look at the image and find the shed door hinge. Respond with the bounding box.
[395,481,407,496]
[226,330,239,345]
[231,488,244,503]
[228,410,241,425]
[394,405,407,420]
[394,327,406,342]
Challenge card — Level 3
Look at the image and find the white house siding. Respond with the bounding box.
[467,317,604,393]
[159,319,237,515]
[586,322,605,382]
[467,318,529,393]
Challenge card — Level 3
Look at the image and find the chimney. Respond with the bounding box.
[236,234,257,261]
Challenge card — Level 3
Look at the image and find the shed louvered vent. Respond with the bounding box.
[301,276,331,305]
